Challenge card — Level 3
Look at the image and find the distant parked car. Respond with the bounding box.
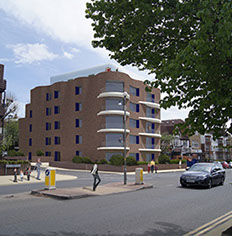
[180,163,225,188]
[221,161,229,169]
[229,162,232,168]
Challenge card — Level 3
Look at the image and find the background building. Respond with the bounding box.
[19,65,161,162]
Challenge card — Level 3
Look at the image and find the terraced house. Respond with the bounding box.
[19,65,161,162]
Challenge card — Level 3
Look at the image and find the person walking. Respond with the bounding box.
[20,170,24,181]
[179,159,182,169]
[25,167,31,181]
[150,160,155,173]
[13,168,17,182]
[91,160,101,191]
[147,162,151,173]
[36,158,42,180]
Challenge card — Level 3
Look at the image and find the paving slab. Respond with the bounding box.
[31,182,153,200]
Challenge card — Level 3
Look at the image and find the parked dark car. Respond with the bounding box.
[180,163,225,188]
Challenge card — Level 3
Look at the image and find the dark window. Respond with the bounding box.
[76,151,82,156]
[136,153,139,161]
[152,154,155,160]
[54,136,61,145]
[136,104,140,112]
[45,137,51,145]
[75,103,82,111]
[75,86,82,95]
[30,110,32,118]
[54,151,61,161]
[76,135,82,144]
[46,122,51,130]
[29,152,32,161]
[129,119,139,128]
[54,91,60,99]
[29,124,32,132]
[29,138,32,146]
[54,121,60,129]
[147,93,155,103]
[45,151,51,156]
[46,107,52,116]
[130,135,139,144]
[46,93,52,101]
[75,119,82,128]
[54,106,60,114]
[129,86,140,97]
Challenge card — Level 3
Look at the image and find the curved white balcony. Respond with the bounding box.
[97,129,130,133]
[97,147,130,151]
[139,101,160,109]
[98,110,130,116]
[139,148,161,152]
[139,117,161,123]
[97,92,130,99]
[139,133,161,138]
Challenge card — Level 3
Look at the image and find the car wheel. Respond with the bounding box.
[220,177,224,185]
[181,183,187,188]
[207,179,212,189]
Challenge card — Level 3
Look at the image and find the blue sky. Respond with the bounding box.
[0,0,189,120]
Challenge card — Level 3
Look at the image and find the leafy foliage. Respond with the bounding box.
[158,154,170,164]
[126,156,138,166]
[98,159,108,164]
[110,155,124,166]
[86,0,232,138]
[161,133,174,154]
[72,156,93,164]
[36,150,44,156]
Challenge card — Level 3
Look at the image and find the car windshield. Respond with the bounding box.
[189,165,211,172]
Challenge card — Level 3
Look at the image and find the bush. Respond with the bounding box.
[36,150,44,156]
[126,156,138,166]
[138,161,148,165]
[16,151,25,156]
[82,157,93,164]
[72,156,83,163]
[7,150,17,157]
[158,154,170,164]
[98,159,108,165]
[110,155,124,166]
[0,160,29,164]
[170,159,179,164]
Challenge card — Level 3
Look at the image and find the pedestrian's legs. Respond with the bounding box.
[95,174,101,189]
[13,174,17,182]
[93,175,97,191]
[151,166,154,173]
[37,170,40,180]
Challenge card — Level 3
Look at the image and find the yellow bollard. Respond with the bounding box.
[44,168,56,190]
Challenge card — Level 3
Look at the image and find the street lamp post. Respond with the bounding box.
[123,92,127,185]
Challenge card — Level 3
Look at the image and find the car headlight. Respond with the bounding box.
[181,175,186,179]
[197,175,207,180]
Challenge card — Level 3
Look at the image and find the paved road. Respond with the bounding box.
[0,169,232,235]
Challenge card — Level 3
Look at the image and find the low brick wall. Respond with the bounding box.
[50,161,187,172]
[0,163,31,175]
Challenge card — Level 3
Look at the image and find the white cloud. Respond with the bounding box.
[0,0,94,49]
[63,51,74,59]
[161,107,191,121]
[8,43,58,64]
[71,48,80,54]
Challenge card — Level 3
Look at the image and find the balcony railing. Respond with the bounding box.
[100,141,124,147]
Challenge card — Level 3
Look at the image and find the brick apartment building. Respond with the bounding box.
[19,65,161,162]
[0,64,7,142]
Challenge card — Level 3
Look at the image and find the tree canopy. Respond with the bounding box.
[86,0,232,138]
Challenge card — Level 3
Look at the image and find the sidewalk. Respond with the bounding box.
[31,182,153,200]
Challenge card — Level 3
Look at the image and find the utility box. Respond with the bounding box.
[44,168,56,190]
[135,168,143,185]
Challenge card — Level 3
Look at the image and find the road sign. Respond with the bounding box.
[44,167,56,190]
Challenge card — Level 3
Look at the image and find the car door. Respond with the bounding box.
[211,168,219,185]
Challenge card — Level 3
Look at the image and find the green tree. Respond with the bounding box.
[161,132,174,155]
[4,120,18,151]
[86,0,232,138]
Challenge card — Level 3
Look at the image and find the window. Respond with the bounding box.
[146,107,155,118]
[54,136,61,145]
[54,121,60,129]
[76,119,82,128]
[129,119,139,128]
[129,86,139,96]
[29,138,32,146]
[54,151,61,161]
[106,116,123,129]
[146,122,155,133]
[29,110,32,118]
[130,102,139,112]
[147,93,155,103]
[105,152,123,162]
[130,153,139,161]
[146,137,155,149]
[46,122,51,130]
[28,152,32,161]
[75,103,82,111]
[105,98,123,110]
[54,106,60,114]
[146,153,155,162]
[76,151,82,156]
[105,133,123,147]
[46,107,52,116]
[45,137,51,145]
[130,135,139,144]
[76,135,82,144]
[45,151,51,156]
[75,86,82,95]
[54,90,60,99]
[106,81,124,92]
[29,124,32,132]
[46,93,52,101]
